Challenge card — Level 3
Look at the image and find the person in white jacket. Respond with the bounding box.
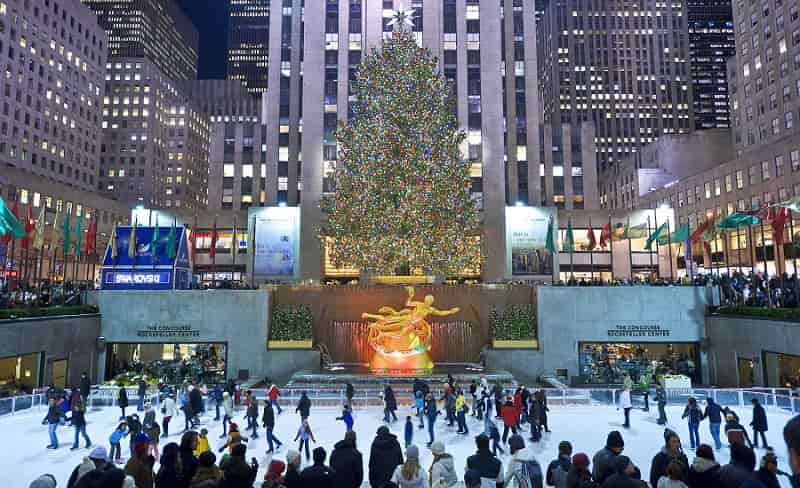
[430,441,458,487]
[219,391,234,438]
[161,394,177,438]
[391,445,429,488]
[504,435,544,488]
[619,387,633,428]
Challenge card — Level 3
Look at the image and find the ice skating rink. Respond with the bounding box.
[1,403,796,487]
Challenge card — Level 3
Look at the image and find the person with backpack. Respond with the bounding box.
[547,441,573,488]
[429,441,458,487]
[506,434,544,488]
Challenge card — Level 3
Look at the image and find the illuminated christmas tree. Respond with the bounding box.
[322,21,480,277]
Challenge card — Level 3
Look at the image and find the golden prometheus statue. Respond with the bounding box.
[362,286,459,372]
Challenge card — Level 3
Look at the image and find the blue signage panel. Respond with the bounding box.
[101,270,174,290]
[100,226,191,290]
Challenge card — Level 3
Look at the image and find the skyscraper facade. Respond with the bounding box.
[217,0,596,282]
[227,0,271,94]
[538,0,694,207]
[687,0,735,130]
[82,0,199,80]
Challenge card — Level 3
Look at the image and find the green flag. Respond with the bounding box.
[167,219,176,260]
[545,216,556,253]
[657,223,689,245]
[62,211,71,255]
[74,210,83,256]
[0,196,25,239]
[563,219,574,253]
[621,221,649,239]
[645,222,668,250]
[151,216,160,262]
[128,219,138,258]
[717,212,759,228]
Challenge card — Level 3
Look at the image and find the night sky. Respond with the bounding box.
[179,0,230,79]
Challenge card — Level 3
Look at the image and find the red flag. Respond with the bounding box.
[209,218,218,260]
[1,201,20,246]
[767,207,790,248]
[21,205,35,250]
[599,223,611,248]
[86,218,97,255]
[587,222,596,251]
[690,217,714,243]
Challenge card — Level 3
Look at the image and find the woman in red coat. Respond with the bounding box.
[501,397,519,443]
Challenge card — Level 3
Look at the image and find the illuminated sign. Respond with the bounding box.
[104,271,171,285]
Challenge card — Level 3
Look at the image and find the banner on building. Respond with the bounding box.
[505,206,556,277]
[249,207,300,277]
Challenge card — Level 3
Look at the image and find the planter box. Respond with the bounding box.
[268,340,313,349]
[492,339,538,349]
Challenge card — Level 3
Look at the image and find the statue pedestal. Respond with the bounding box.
[369,350,433,376]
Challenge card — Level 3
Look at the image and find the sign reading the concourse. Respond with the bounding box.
[607,324,671,338]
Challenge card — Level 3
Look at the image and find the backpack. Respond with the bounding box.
[512,460,543,488]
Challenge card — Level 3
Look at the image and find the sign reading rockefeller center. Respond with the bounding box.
[607,324,671,338]
[136,325,201,338]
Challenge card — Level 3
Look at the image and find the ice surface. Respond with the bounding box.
[2,402,796,487]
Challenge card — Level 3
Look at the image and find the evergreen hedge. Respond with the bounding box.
[0,305,99,320]
[270,305,313,340]
[489,304,537,340]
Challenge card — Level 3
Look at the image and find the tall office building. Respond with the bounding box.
[227,0,271,95]
[214,0,596,283]
[687,0,736,130]
[82,0,199,80]
[538,0,694,207]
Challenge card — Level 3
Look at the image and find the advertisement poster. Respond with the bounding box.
[250,207,300,277]
[505,206,555,276]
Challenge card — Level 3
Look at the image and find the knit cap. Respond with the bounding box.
[29,475,57,488]
[89,446,108,461]
[572,453,590,469]
[286,449,301,464]
[406,445,419,460]
[77,457,96,481]
[606,430,625,449]
[696,444,715,461]
[430,441,445,456]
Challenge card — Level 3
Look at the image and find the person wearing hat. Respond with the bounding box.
[124,432,154,488]
[754,449,781,488]
[505,434,543,488]
[649,429,688,488]
[66,446,111,488]
[719,442,757,488]
[566,453,596,488]
[784,415,800,488]
[219,422,249,455]
[600,455,646,488]
[390,445,428,487]
[300,446,336,487]
[223,443,259,487]
[547,441,573,488]
[466,434,504,487]
[192,450,223,487]
[687,444,720,487]
[369,425,404,487]
[725,412,753,448]
[464,469,482,488]
[429,441,457,487]
[264,459,287,488]
[330,430,364,488]
[592,431,625,485]
[29,474,57,488]
[284,449,302,488]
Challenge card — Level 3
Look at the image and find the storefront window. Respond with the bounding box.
[107,343,226,384]
[0,352,41,395]
[764,351,800,387]
[579,342,700,385]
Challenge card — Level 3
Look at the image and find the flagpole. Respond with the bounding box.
[232,214,238,273]
[212,215,217,289]
[748,225,756,274]
[608,214,614,283]
[649,211,655,278]
[250,215,257,288]
[627,217,634,281]
[589,217,594,282]
[666,217,673,280]
[569,216,574,283]
[760,217,772,306]
[737,227,743,274]
[790,211,798,275]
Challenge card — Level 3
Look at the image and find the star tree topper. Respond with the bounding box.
[388,7,415,32]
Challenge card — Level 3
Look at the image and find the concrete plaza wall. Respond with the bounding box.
[0,314,101,388]
[706,315,800,387]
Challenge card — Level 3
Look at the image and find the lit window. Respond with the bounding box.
[223,164,235,177]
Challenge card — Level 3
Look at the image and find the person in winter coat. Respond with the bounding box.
[405,416,414,447]
[71,401,92,450]
[649,429,689,488]
[429,441,458,487]
[369,425,404,488]
[725,413,753,448]
[222,444,259,488]
[466,434,505,488]
[161,394,177,438]
[66,446,111,488]
[599,456,646,488]
[337,404,355,433]
[703,397,724,450]
[125,413,143,458]
[263,459,287,488]
[294,418,316,461]
[536,390,550,433]
[180,430,200,484]
[618,387,632,429]
[346,382,355,406]
[268,383,283,414]
[384,385,399,423]
[485,415,505,456]
[754,449,781,488]
[547,441,573,488]
[193,428,210,458]
[656,387,668,426]
[219,422,248,455]
[424,394,440,446]
[188,385,202,423]
[687,444,721,488]
[456,390,470,435]
[124,433,154,488]
[191,451,222,488]
[566,453,598,488]
[502,397,520,443]
[154,443,182,488]
[718,442,756,488]
[211,384,223,422]
[300,446,336,488]
[137,379,147,411]
[263,400,283,454]
[44,397,62,449]
[681,398,703,449]
[415,391,426,428]
[330,431,364,488]
[493,383,505,418]
[391,444,428,488]
[246,395,260,438]
[751,398,769,448]
[284,449,302,488]
[109,422,128,462]
[592,431,625,485]
[220,391,234,438]
[505,435,544,488]
[783,415,800,487]
[295,392,310,421]
[118,388,129,420]
[656,460,689,488]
